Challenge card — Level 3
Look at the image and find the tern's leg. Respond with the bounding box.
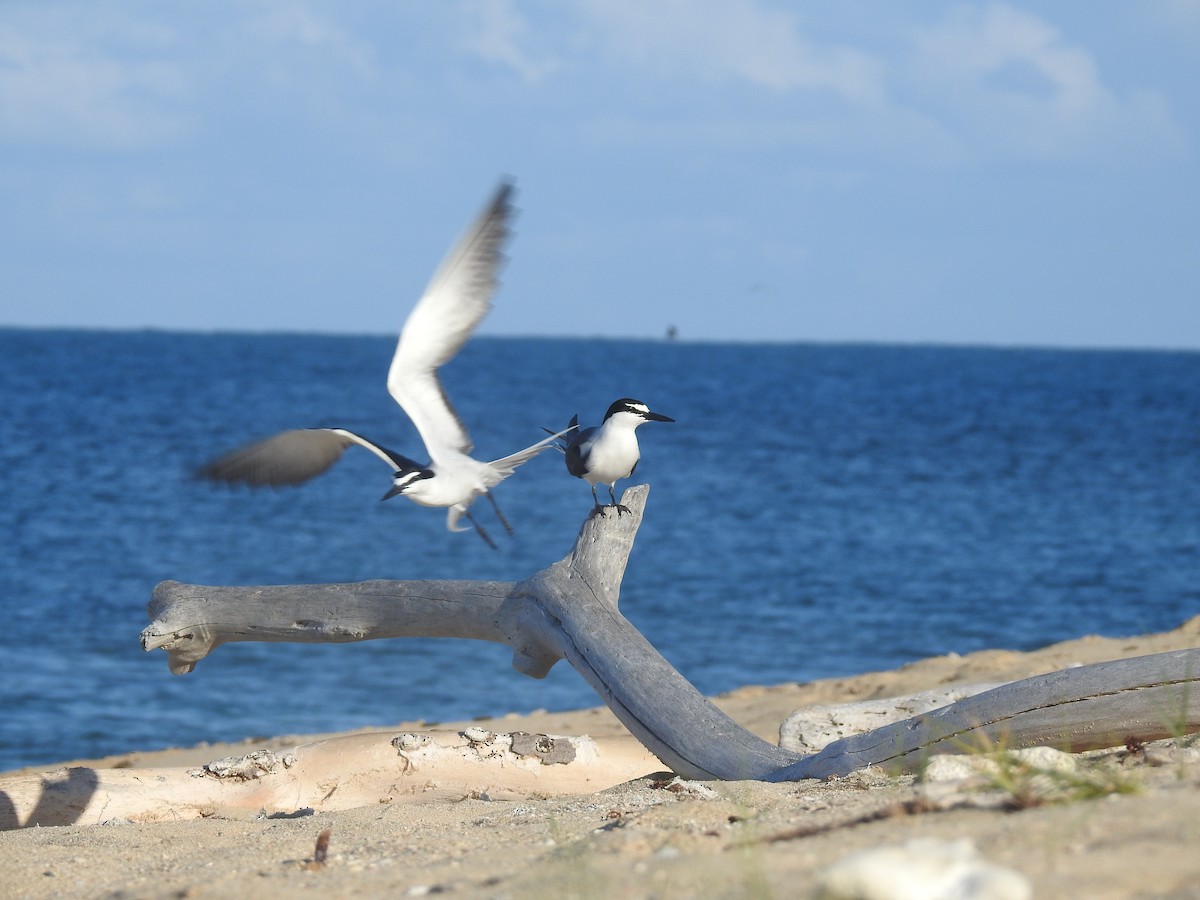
[588,484,604,517]
[463,510,498,550]
[486,492,515,536]
[609,484,631,516]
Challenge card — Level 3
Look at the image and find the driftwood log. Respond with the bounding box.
[0,730,662,829]
[140,486,798,781]
[6,485,1199,829]
[139,484,1200,781]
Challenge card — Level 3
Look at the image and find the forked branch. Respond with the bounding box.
[142,485,1200,783]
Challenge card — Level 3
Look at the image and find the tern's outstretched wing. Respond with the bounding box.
[482,424,577,488]
[387,180,514,466]
[196,428,421,487]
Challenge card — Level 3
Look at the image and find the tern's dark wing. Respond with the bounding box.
[564,423,597,479]
[196,428,422,487]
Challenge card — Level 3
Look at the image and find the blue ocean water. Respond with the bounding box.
[2,328,1199,772]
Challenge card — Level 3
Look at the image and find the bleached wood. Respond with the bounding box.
[142,579,516,675]
[0,730,660,829]
[7,489,1200,835]
[770,649,1200,780]
[133,485,1200,786]
[779,684,1006,754]
[141,486,797,780]
[5,486,1200,829]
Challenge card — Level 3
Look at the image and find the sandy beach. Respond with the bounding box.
[3,617,1200,899]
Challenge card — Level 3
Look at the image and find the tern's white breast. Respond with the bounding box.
[403,456,489,508]
[582,428,641,485]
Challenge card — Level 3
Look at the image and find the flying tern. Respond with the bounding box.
[197,180,571,548]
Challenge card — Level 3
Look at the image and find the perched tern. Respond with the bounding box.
[197,180,571,548]
[551,398,674,514]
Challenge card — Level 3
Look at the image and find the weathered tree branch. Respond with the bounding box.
[4,489,1199,829]
[141,486,800,781]
[772,649,1200,780]
[142,579,516,676]
[140,484,1200,787]
[0,730,661,829]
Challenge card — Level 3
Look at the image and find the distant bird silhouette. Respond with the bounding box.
[197,180,572,548]
[550,398,673,514]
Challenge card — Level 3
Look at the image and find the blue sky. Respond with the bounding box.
[1,1,1197,347]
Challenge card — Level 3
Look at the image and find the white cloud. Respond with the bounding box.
[240,1,377,82]
[574,0,885,104]
[0,9,190,150]
[0,1,382,151]
[1154,0,1200,38]
[910,3,1184,160]
[915,5,1101,107]
[458,0,558,82]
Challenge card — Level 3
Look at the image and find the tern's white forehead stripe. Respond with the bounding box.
[605,398,652,420]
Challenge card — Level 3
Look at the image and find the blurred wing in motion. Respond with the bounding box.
[387,180,514,465]
[196,428,422,487]
[482,424,578,489]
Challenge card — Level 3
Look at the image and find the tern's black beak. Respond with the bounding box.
[646,411,674,423]
[381,485,404,501]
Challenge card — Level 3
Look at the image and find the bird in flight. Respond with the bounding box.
[550,398,673,515]
[196,180,571,548]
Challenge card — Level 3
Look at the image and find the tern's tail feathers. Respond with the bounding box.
[485,425,577,485]
[540,415,579,453]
